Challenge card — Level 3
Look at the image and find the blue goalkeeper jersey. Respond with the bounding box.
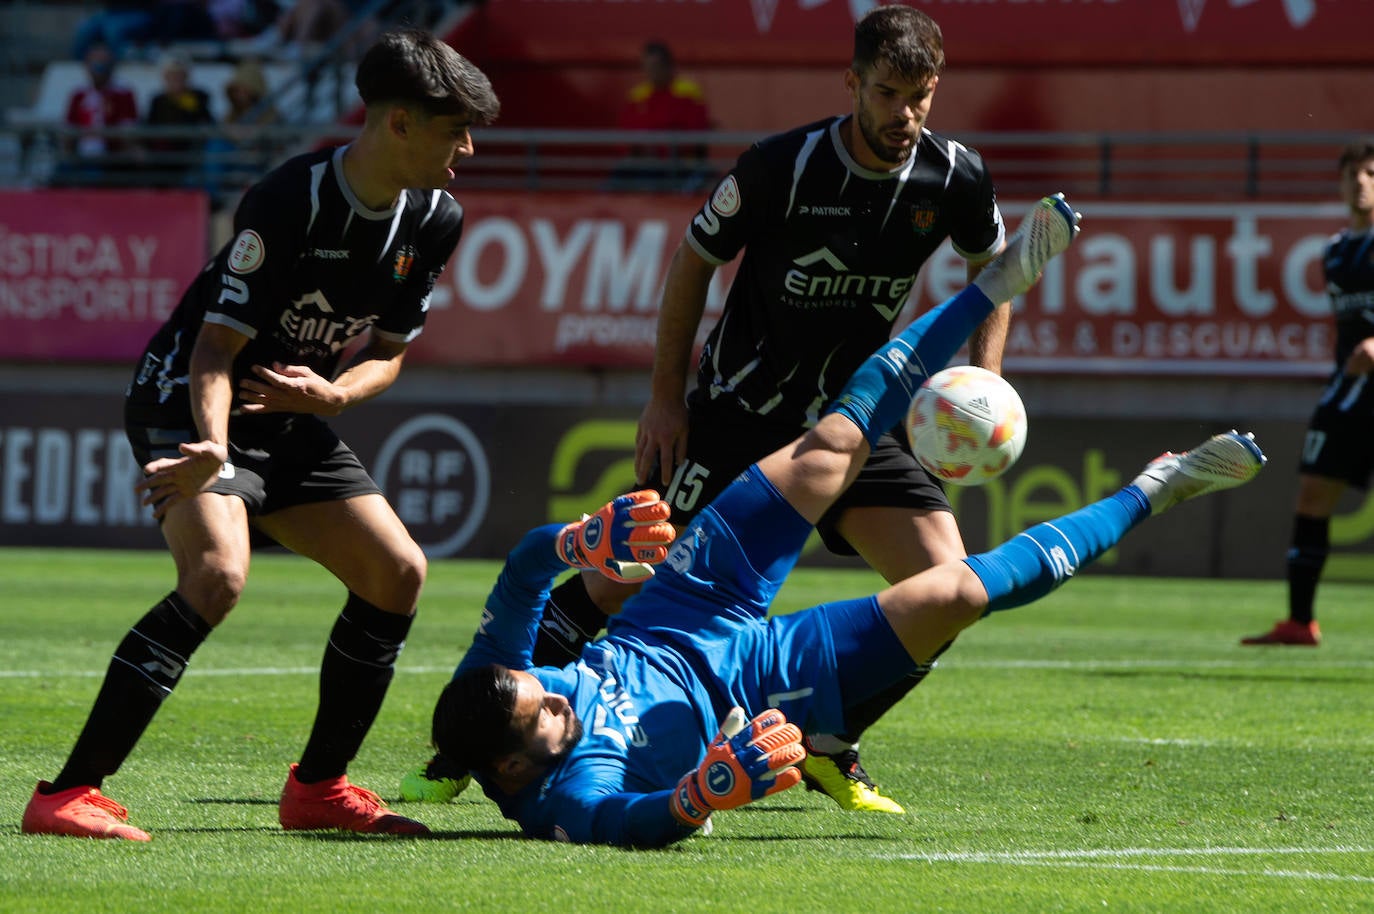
[457,470,851,847]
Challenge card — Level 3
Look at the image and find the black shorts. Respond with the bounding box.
[125,410,381,517]
[654,409,951,556]
[1300,372,1374,489]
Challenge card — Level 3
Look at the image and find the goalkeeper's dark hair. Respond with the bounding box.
[356,28,500,124]
[1338,139,1374,174]
[852,5,944,85]
[431,664,523,776]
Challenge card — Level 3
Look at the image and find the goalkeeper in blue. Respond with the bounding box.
[426,194,1267,847]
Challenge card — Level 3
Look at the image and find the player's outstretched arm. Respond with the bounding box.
[670,707,805,828]
[556,490,676,584]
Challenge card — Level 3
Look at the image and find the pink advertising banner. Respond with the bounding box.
[408,194,1345,378]
[0,189,209,363]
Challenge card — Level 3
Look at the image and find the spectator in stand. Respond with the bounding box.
[71,1,158,61]
[619,41,711,134]
[57,41,140,186]
[610,40,714,192]
[145,53,216,186]
[222,57,280,131]
[204,58,279,206]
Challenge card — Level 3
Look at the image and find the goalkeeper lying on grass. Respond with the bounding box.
[423,195,1266,847]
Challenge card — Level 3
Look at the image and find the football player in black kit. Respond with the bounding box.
[1242,139,1374,647]
[21,29,499,841]
[402,6,1009,814]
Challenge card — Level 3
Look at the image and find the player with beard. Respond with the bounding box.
[427,196,1265,847]
[484,3,1008,815]
[405,4,1007,816]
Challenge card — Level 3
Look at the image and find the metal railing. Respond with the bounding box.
[0,123,1359,200]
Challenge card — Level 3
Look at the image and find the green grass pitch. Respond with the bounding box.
[1,548,1371,913]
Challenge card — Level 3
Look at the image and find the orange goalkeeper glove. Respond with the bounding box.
[670,707,805,828]
[556,490,676,584]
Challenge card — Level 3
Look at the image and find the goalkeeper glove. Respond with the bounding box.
[556,489,676,584]
[670,707,805,828]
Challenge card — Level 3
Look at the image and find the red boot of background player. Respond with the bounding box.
[279,764,429,835]
[1241,620,1321,646]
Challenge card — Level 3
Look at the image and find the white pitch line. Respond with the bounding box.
[1117,737,1221,747]
[960,860,1374,883]
[903,846,1374,860]
[880,846,1374,883]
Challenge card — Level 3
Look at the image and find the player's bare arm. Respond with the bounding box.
[238,336,408,416]
[1342,336,1374,376]
[964,255,1010,374]
[635,242,716,486]
[136,322,242,517]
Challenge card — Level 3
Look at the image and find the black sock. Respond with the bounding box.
[531,575,607,666]
[1287,514,1329,626]
[295,593,412,784]
[836,639,954,744]
[49,592,211,793]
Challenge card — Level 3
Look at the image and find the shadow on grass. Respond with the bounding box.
[190,797,278,805]
[154,825,284,834]
[285,829,517,842]
[388,829,524,841]
[413,829,893,844]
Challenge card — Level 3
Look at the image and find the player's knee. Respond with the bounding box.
[178,562,247,623]
[397,544,427,602]
[375,540,427,610]
[808,413,868,456]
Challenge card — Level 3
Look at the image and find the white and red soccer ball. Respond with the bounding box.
[905,366,1028,486]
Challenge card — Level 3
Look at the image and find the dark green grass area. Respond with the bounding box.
[1,549,1371,913]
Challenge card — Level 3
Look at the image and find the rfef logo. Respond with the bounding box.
[227,230,264,275]
[372,414,490,557]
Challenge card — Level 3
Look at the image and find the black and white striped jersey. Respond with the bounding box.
[684,115,1003,429]
[126,145,463,425]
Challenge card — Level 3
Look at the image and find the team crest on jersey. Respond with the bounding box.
[909,201,937,234]
[392,244,417,283]
[227,230,265,274]
[710,176,741,218]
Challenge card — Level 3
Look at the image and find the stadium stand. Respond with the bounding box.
[7,57,352,126]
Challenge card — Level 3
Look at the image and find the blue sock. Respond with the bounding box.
[964,486,1152,614]
[823,285,997,445]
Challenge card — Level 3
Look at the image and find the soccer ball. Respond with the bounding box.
[905,366,1028,486]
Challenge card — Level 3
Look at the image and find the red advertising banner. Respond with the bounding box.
[1,190,1346,378]
[0,189,209,363]
[454,0,1367,67]
[411,194,1346,378]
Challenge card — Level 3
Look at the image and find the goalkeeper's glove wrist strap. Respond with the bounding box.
[670,774,710,827]
[555,521,591,571]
